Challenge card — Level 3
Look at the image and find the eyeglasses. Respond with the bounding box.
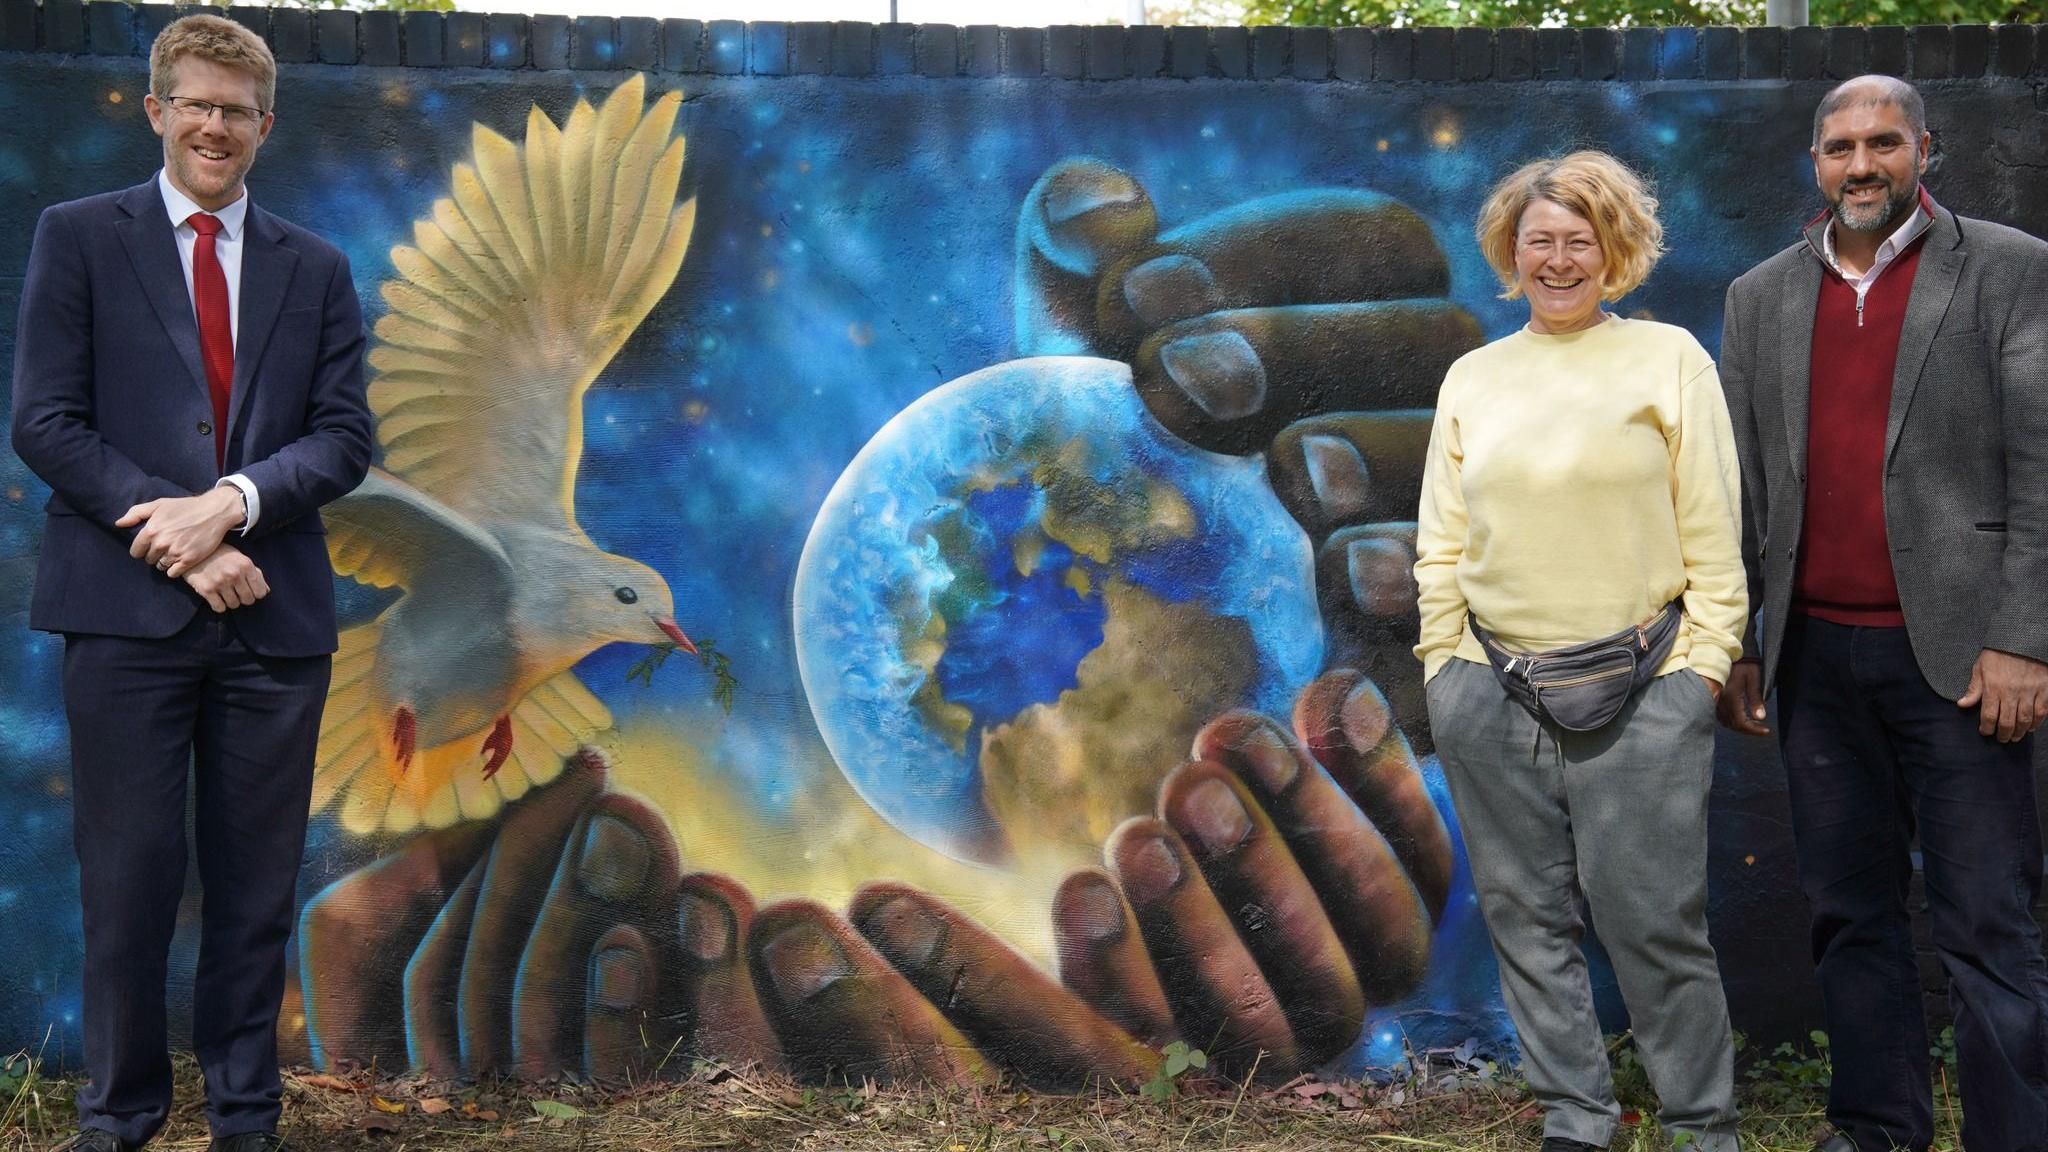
[160,95,268,128]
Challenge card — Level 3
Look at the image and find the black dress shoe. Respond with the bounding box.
[50,1131,126,1152]
[210,1134,291,1152]
[1539,1138,1606,1152]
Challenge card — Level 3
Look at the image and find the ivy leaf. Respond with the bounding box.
[1162,1039,1191,1076]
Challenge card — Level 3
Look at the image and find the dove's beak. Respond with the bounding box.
[654,615,698,655]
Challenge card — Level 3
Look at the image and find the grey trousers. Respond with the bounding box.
[1427,658,1739,1151]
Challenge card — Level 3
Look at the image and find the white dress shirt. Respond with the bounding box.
[157,169,260,532]
[1822,197,1933,312]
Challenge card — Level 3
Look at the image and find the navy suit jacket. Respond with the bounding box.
[10,177,372,657]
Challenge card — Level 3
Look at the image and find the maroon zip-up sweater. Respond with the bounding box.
[1791,197,1934,627]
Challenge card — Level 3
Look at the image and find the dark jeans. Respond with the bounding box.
[1779,617,2048,1152]
[64,615,330,1147]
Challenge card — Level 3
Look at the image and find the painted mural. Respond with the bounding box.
[4,51,2044,1087]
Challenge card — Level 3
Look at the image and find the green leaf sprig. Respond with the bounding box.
[626,637,739,714]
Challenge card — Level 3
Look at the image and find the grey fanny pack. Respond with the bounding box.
[1467,601,1684,732]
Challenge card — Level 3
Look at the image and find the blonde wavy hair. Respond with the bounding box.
[150,13,276,113]
[1476,150,1663,302]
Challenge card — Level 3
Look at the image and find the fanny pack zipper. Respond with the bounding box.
[1533,666,1633,690]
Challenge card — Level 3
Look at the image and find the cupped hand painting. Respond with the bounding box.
[792,356,1322,865]
[272,72,1501,1085]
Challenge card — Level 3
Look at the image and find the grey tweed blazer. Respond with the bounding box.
[1719,203,2048,701]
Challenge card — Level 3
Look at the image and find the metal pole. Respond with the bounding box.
[889,0,897,22]
[1766,0,1808,26]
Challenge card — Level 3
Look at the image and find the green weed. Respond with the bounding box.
[1137,1040,1207,1102]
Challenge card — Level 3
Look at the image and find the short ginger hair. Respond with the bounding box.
[1475,150,1664,302]
[150,13,277,113]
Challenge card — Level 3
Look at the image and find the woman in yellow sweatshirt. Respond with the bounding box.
[1414,151,1747,1152]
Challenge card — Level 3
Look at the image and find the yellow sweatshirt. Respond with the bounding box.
[1413,316,1748,685]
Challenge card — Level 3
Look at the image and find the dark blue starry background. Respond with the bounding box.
[4,50,2044,1063]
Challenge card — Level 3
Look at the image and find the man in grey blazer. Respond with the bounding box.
[1718,75,2048,1152]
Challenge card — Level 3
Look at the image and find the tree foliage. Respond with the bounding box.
[1234,0,2046,27]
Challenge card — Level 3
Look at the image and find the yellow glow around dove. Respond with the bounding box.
[604,722,1077,967]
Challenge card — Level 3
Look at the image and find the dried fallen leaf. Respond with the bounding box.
[419,1097,452,1115]
[371,1096,407,1115]
[532,1099,586,1121]
[298,1074,358,1093]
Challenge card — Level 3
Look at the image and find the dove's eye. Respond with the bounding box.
[615,587,639,605]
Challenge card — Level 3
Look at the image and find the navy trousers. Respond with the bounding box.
[1779,616,2048,1152]
[64,614,329,1147]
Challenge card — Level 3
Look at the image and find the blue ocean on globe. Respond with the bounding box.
[793,356,1323,863]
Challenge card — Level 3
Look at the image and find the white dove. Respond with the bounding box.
[312,74,699,836]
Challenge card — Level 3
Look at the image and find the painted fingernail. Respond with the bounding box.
[1233,720,1300,794]
[589,946,645,1011]
[1179,777,1253,855]
[758,920,854,1003]
[1346,537,1418,618]
[678,890,734,963]
[1341,677,1394,752]
[1159,331,1267,421]
[1119,835,1183,906]
[857,895,945,971]
[1302,433,1371,522]
[577,814,650,901]
[1059,876,1127,942]
[1043,166,1143,227]
[1123,254,1222,328]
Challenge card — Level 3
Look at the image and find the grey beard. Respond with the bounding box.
[1835,182,1917,234]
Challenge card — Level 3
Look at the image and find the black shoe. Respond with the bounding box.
[1812,1136,1856,1152]
[50,1132,126,1152]
[1539,1139,1606,1152]
[210,1134,291,1152]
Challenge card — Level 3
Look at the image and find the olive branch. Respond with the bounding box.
[626,636,738,714]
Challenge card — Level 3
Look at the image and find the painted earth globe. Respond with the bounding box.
[792,356,1323,865]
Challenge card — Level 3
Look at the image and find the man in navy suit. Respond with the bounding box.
[9,15,371,1152]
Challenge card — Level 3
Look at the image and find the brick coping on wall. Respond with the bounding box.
[0,3,2040,82]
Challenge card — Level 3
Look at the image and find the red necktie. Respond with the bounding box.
[187,212,233,471]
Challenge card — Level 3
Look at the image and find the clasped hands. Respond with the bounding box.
[116,486,267,613]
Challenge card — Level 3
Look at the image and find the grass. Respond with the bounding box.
[0,1036,1965,1152]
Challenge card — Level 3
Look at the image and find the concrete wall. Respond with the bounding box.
[3,5,2045,1085]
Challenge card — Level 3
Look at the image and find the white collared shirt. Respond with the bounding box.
[1822,199,1932,307]
[156,169,260,531]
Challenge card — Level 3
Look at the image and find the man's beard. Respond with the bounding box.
[1832,177,1918,235]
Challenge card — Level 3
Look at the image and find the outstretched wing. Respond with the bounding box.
[324,466,514,596]
[316,468,523,831]
[366,73,697,531]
